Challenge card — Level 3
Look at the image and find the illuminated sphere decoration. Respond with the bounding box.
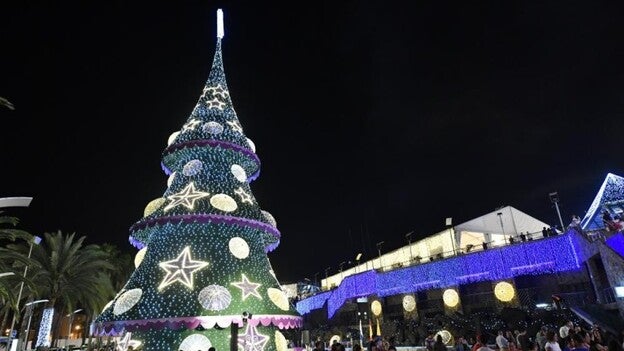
[198,285,232,311]
[402,295,416,312]
[442,289,459,308]
[113,288,143,315]
[494,281,515,302]
[179,334,212,351]
[246,138,256,153]
[167,131,180,146]
[167,172,176,187]
[435,330,453,345]
[228,237,250,259]
[134,247,147,268]
[230,164,247,182]
[203,121,224,135]
[210,194,238,212]
[275,331,288,351]
[371,300,382,316]
[268,287,290,311]
[262,210,277,227]
[182,160,204,176]
[144,198,165,217]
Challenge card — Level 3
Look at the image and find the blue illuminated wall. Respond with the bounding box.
[296,232,586,318]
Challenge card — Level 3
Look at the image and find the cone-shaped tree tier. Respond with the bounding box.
[94,30,302,351]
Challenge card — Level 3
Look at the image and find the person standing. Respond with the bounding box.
[545,331,562,351]
[497,331,510,351]
[434,335,447,351]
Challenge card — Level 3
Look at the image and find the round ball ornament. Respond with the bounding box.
[494,281,515,302]
[179,334,212,351]
[198,285,232,311]
[435,330,453,345]
[144,198,165,217]
[229,237,250,259]
[167,172,176,187]
[210,194,238,212]
[134,247,147,268]
[230,164,247,182]
[402,295,416,312]
[442,289,459,307]
[371,300,382,316]
[262,210,277,227]
[203,121,224,135]
[268,287,290,311]
[113,288,143,315]
[247,138,256,153]
[167,131,180,146]
[275,331,288,351]
[183,160,203,176]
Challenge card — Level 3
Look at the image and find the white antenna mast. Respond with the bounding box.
[217,9,224,39]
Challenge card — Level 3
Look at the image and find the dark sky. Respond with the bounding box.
[2,1,624,283]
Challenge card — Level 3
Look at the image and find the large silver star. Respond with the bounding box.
[158,246,209,290]
[164,182,210,212]
[237,323,268,351]
[231,274,262,300]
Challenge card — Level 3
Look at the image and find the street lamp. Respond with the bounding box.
[497,212,506,244]
[405,232,414,263]
[22,299,48,351]
[549,192,565,233]
[8,235,41,350]
[65,309,83,351]
[376,241,384,270]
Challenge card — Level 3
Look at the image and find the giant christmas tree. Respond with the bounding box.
[94,10,302,351]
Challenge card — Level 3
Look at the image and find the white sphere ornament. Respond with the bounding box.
[134,247,147,268]
[268,288,290,311]
[402,295,416,312]
[183,160,203,176]
[230,164,247,182]
[167,172,176,187]
[247,138,256,153]
[494,281,515,302]
[179,334,212,351]
[113,288,143,315]
[229,237,250,259]
[262,210,277,227]
[275,331,288,351]
[144,198,165,217]
[167,131,180,146]
[203,121,224,135]
[198,285,232,311]
[210,194,238,212]
[371,300,382,316]
[443,289,459,307]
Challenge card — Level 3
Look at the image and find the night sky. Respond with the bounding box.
[2,1,624,283]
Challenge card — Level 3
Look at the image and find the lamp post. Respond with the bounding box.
[376,241,384,270]
[22,299,48,351]
[497,212,506,244]
[549,192,565,233]
[8,235,41,350]
[65,309,83,351]
[405,232,413,263]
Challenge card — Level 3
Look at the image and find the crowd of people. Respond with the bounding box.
[312,321,624,351]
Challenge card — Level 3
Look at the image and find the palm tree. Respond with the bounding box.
[26,231,115,348]
[0,215,34,330]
